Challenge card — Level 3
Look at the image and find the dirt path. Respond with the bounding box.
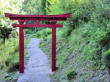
[17,38,52,82]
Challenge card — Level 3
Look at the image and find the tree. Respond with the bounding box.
[0,0,24,43]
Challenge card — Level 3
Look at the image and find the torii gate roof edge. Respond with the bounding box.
[5,13,71,21]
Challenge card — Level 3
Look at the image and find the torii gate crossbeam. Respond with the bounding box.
[5,13,71,73]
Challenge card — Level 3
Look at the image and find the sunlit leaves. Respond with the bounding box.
[0,0,24,26]
[21,0,40,14]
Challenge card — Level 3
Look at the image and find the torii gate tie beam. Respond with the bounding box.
[5,13,71,73]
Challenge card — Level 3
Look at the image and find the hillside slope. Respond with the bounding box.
[39,22,110,81]
[31,0,110,81]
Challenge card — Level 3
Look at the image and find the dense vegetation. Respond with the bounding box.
[37,0,110,81]
[1,0,110,81]
[0,0,29,81]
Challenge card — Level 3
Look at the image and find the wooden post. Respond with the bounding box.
[36,20,39,24]
[5,13,71,73]
[52,21,57,72]
[19,20,24,73]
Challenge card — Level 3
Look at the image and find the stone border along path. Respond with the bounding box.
[17,38,52,82]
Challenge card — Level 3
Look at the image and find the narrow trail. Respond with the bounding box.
[17,38,52,82]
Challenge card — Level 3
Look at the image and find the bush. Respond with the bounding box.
[102,49,110,70]
[67,70,77,80]
[46,28,52,35]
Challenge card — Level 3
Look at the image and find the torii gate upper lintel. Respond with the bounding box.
[5,13,71,73]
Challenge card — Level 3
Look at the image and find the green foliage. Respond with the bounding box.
[0,27,12,43]
[46,28,52,35]
[0,0,24,26]
[57,27,72,39]
[38,0,110,81]
[21,0,39,14]
[102,49,110,70]
[24,29,33,34]
[22,0,47,15]
[0,38,19,70]
[31,28,52,39]
[0,35,30,81]
[67,70,77,80]
[1,0,110,81]
[102,49,110,58]
[0,37,30,72]
[0,0,24,44]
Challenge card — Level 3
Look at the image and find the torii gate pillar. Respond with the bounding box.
[51,21,57,71]
[5,13,71,73]
[19,20,25,73]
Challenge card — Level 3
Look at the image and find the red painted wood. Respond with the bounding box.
[36,20,39,24]
[51,21,57,72]
[10,17,66,20]
[19,20,24,73]
[5,13,71,18]
[4,12,71,73]
[9,17,67,21]
[12,24,63,28]
[5,13,71,21]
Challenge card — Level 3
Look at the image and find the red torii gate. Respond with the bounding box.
[5,13,71,73]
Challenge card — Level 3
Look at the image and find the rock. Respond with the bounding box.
[4,74,9,78]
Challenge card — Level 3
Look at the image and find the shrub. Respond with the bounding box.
[102,49,110,71]
[46,28,52,35]
[67,70,77,80]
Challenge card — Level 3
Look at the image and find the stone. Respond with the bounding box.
[4,74,9,78]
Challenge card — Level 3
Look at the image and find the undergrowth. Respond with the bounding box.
[0,36,30,81]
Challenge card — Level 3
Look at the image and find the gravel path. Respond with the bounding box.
[17,38,52,82]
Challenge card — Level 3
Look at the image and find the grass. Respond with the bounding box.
[0,38,18,70]
[38,22,110,81]
[0,36,30,81]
